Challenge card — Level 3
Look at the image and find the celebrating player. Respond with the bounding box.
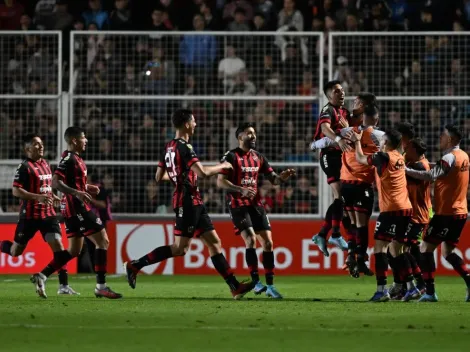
[405,124,469,302]
[0,134,78,296]
[217,122,295,299]
[31,127,122,299]
[311,82,376,256]
[354,129,416,302]
[125,109,255,299]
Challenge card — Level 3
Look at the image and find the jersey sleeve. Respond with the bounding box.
[178,142,199,169]
[55,153,73,180]
[367,152,390,175]
[157,148,166,168]
[12,164,29,189]
[260,154,274,174]
[406,153,455,182]
[317,105,332,126]
[219,150,234,175]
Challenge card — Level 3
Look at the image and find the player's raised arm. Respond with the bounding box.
[352,130,368,165]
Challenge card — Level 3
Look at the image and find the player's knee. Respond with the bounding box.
[171,243,189,257]
[441,244,454,258]
[10,245,24,257]
[243,233,256,248]
[263,239,273,252]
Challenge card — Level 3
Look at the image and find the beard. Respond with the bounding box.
[243,139,255,149]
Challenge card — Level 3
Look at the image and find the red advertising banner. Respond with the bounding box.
[0,224,77,274]
[108,220,470,276]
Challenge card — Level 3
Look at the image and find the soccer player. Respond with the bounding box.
[216,122,296,299]
[311,83,376,256]
[339,105,383,278]
[353,129,416,302]
[31,127,122,299]
[405,124,470,302]
[125,109,255,299]
[0,134,78,296]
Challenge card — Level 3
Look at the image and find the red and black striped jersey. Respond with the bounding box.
[13,158,56,219]
[314,103,353,151]
[54,150,90,217]
[220,148,273,208]
[157,139,203,210]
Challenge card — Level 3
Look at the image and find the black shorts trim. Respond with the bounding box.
[229,206,271,235]
[341,182,374,216]
[374,212,411,243]
[405,222,427,245]
[64,210,104,238]
[423,215,467,247]
[320,150,342,184]
[174,205,214,238]
[14,217,61,245]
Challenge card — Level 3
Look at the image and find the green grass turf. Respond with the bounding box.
[0,275,469,352]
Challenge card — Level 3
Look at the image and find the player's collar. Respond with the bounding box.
[443,145,460,154]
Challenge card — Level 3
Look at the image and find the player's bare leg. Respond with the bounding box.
[257,230,282,299]
[441,242,470,302]
[88,229,122,299]
[200,230,255,299]
[240,229,266,294]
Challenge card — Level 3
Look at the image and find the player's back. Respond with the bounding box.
[158,138,202,210]
[220,148,273,208]
[374,150,412,212]
[14,158,56,219]
[341,126,383,185]
[406,158,432,224]
[435,148,469,215]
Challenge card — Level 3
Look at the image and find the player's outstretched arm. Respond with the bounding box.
[267,169,296,185]
[353,131,368,165]
[52,174,92,203]
[217,174,256,199]
[191,161,232,179]
[405,155,454,182]
[12,187,53,205]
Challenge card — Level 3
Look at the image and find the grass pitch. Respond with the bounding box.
[0,275,468,352]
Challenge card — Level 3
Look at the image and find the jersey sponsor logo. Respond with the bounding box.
[38,174,52,181]
[460,160,469,172]
[241,177,256,186]
[39,186,52,194]
[394,159,405,170]
[241,166,259,172]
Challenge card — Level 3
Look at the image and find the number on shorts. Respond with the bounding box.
[389,224,396,234]
[406,223,413,234]
[438,228,449,238]
[365,190,369,197]
[375,221,381,232]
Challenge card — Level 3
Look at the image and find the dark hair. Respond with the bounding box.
[396,122,415,139]
[445,123,463,142]
[323,80,341,97]
[64,126,84,144]
[23,133,40,146]
[384,129,402,150]
[363,104,379,117]
[171,109,193,128]
[357,92,377,107]
[235,122,256,139]
[409,137,427,155]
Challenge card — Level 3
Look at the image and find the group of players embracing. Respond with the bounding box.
[311,80,470,302]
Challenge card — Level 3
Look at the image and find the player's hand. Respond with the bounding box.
[339,117,349,128]
[86,184,100,195]
[280,168,296,181]
[352,130,363,141]
[52,194,61,208]
[36,194,53,206]
[343,129,355,141]
[240,187,256,199]
[221,161,233,170]
[338,139,352,152]
[75,191,92,204]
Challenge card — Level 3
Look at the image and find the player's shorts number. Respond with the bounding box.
[407,223,413,233]
[375,221,381,232]
[428,226,449,238]
[389,224,396,234]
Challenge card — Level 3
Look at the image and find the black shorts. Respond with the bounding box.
[64,210,104,238]
[320,150,342,184]
[14,217,61,246]
[229,205,271,235]
[174,204,214,238]
[405,222,427,246]
[341,183,374,216]
[423,214,467,247]
[374,210,412,243]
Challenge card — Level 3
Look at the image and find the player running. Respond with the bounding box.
[353,129,416,302]
[124,109,255,299]
[31,127,122,299]
[405,124,470,302]
[311,82,376,256]
[217,122,295,299]
[0,134,78,296]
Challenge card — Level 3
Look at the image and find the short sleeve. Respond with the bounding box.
[317,105,332,126]
[260,154,274,174]
[178,142,199,169]
[219,151,234,175]
[157,148,166,168]
[439,153,456,174]
[13,164,29,189]
[55,153,72,180]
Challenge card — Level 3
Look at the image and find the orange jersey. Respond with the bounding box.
[406,158,432,224]
[341,126,384,185]
[434,148,469,216]
[367,150,412,212]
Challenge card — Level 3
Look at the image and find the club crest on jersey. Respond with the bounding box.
[394,159,405,170]
[460,160,469,172]
[187,144,193,150]
[322,105,329,112]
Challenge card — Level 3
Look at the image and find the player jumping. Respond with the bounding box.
[31,127,122,299]
[405,124,470,302]
[217,122,295,299]
[0,134,78,296]
[124,109,255,299]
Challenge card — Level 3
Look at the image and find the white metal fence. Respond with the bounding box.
[0,31,469,218]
